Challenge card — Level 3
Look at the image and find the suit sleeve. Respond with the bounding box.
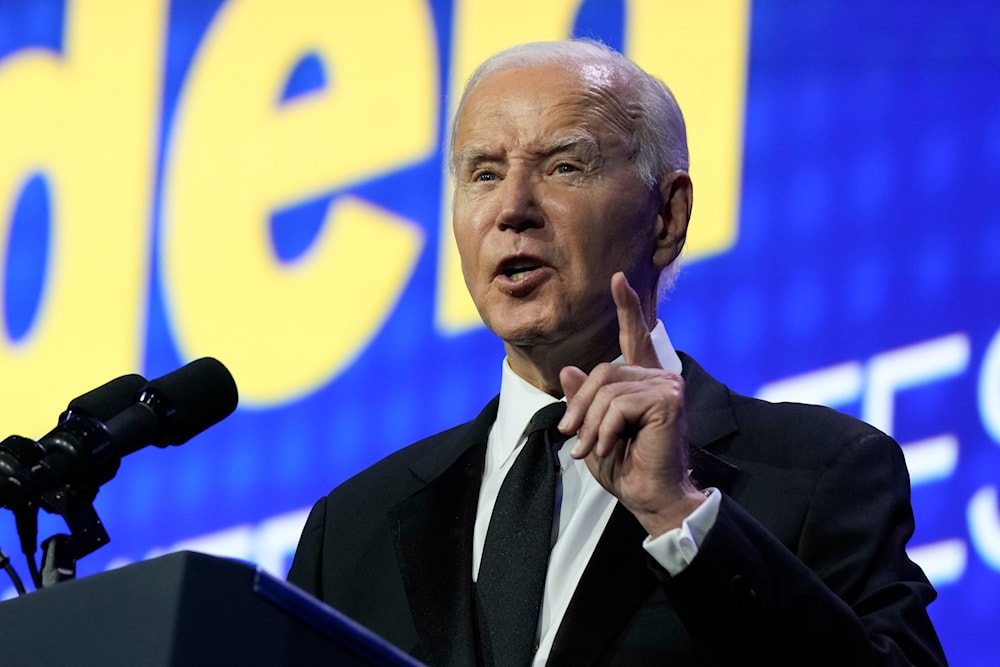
[286,496,328,596]
[657,430,947,666]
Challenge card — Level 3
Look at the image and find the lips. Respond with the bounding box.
[496,254,546,278]
[493,254,552,293]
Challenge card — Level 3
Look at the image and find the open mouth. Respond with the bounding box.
[504,264,540,281]
[497,256,545,282]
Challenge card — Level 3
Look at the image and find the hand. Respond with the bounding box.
[558,272,705,537]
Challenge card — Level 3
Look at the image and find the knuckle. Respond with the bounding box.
[597,422,619,445]
[594,382,618,405]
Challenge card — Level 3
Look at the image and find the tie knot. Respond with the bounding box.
[526,402,567,437]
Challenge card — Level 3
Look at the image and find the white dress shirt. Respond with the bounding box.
[472,321,721,664]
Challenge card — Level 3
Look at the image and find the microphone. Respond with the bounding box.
[104,357,238,453]
[0,358,238,510]
[60,373,148,423]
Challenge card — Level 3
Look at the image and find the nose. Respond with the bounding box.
[495,169,543,232]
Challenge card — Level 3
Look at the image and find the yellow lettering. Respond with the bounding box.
[0,0,164,435]
[162,0,435,404]
[627,0,750,259]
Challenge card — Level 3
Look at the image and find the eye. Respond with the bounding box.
[474,170,498,182]
[555,162,579,175]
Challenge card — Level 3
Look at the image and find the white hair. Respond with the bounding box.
[449,39,689,294]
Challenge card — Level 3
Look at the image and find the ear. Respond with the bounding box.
[652,170,693,269]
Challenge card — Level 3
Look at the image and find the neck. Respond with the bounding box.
[504,330,624,397]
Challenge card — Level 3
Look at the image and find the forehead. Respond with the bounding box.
[453,62,634,155]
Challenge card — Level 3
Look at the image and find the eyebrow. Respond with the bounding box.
[540,133,601,161]
[455,147,494,169]
[455,132,603,170]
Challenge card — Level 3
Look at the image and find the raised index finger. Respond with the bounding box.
[612,271,661,368]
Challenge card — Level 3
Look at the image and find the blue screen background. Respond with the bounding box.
[1,1,997,664]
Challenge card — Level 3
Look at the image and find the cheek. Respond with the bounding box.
[570,219,649,281]
[453,192,494,237]
[454,191,507,273]
[453,219,491,291]
[453,227,479,282]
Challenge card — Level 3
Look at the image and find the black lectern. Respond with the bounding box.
[0,550,425,666]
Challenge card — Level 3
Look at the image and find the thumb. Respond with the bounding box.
[560,365,588,403]
[558,365,588,435]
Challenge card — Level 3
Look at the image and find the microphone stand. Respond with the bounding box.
[33,482,110,587]
[0,411,115,591]
[2,430,111,591]
[40,534,77,587]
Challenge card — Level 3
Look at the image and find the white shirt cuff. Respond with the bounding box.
[642,488,721,576]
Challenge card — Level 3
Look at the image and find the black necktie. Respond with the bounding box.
[476,402,569,667]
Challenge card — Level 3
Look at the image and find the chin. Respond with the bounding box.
[491,322,553,347]
[479,298,551,335]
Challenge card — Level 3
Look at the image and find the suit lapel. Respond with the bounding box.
[548,503,655,665]
[389,397,498,667]
[680,351,742,492]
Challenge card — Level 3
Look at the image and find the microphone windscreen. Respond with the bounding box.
[64,374,148,422]
[146,357,238,445]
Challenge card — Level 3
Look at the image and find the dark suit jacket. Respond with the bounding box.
[288,353,947,666]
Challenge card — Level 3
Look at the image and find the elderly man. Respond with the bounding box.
[288,40,946,666]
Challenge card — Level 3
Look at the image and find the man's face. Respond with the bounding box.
[451,62,664,355]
